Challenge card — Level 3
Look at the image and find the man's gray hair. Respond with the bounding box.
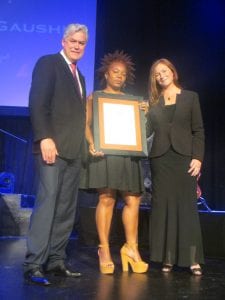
[63,23,88,41]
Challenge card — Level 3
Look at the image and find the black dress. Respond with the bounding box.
[80,92,144,194]
[149,104,204,267]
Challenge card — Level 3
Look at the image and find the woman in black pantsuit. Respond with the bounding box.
[146,58,205,275]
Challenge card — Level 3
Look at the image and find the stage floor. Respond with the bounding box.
[0,237,225,299]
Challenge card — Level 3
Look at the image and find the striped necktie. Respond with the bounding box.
[70,63,82,97]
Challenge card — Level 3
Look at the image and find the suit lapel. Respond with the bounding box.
[57,54,85,105]
[172,92,183,123]
[156,96,169,123]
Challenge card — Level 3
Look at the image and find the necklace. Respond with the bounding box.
[164,94,176,105]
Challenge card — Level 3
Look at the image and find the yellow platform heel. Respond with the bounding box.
[120,243,149,273]
[98,244,115,274]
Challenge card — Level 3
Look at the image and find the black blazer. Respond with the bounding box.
[146,90,205,161]
[29,53,86,159]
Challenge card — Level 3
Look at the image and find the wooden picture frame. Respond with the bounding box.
[93,91,148,157]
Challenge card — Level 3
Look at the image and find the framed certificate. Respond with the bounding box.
[93,91,148,157]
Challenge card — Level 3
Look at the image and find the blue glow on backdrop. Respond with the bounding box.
[0,0,97,107]
[194,0,225,36]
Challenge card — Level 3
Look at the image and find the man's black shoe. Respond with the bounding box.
[46,265,81,278]
[24,269,51,286]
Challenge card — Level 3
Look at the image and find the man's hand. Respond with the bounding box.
[40,138,58,164]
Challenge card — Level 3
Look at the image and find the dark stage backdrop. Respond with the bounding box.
[0,0,225,210]
[94,0,225,209]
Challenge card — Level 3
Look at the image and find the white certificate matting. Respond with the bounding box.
[102,103,137,146]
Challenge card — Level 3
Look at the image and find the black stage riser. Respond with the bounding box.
[78,207,225,260]
[1,194,225,259]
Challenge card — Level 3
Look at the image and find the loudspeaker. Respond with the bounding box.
[0,172,15,193]
[200,212,225,258]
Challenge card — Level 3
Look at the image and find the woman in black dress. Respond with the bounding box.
[146,58,204,275]
[83,51,148,274]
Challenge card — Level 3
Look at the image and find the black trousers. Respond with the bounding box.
[24,154,81,272]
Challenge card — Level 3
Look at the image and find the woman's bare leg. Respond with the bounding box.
[96,188,116,263]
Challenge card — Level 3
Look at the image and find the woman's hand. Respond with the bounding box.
[89,143,104,157]
[139,101,149,114]
[188,159,202,176]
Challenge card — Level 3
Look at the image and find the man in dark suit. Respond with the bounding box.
[24,23,88,286]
